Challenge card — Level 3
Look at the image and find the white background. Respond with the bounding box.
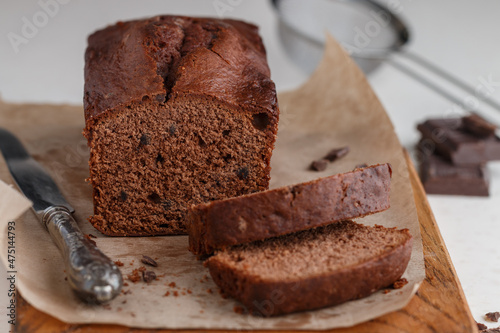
[1,0,500,331]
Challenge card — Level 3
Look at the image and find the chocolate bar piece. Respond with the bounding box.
[418,150,489,196]
[463,113,497,138]
[417,118,500,165]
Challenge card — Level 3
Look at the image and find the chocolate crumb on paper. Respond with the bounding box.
[142,270,156,283]
[141,255,158,267]
[477,322,488,330]
[310,159,328,172]
[324,146,350,162]
[486,312,500,322]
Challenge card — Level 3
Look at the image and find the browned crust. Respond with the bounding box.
[84,15,278,127]
[206,229,413,316]
[187,163,392,254]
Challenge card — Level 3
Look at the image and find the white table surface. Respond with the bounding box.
[1,0,500,331]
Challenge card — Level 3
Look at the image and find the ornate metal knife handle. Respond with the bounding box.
[41,206,123,303]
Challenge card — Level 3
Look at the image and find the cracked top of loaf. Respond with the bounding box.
[83,15,278,125]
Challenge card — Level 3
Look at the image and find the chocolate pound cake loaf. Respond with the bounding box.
[206,220,413,316]
[188,163,392,255]
[83,16,279,235]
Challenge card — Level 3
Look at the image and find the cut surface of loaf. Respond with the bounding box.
[83,16,279,236]
[188,163,392,255]
[206,220,413,316]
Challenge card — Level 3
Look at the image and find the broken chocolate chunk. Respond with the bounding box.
[324,146,350,162]
[142,270,156,283]
[237,167,249,180]
[463,113,497,138]
[418,146,489,197]
[310,159,328,171]
[486,312,500,322]
[417,118,500,165]
[139,134,150,146]
[477,322,488,330]
[141,255,158,267]
[120,190,128,201]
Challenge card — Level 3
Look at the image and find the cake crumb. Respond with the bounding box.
[169,282,176,288]
[164,291,170,297]
[88,233,97,238]
[123,282,129,287]
[181,291,186,295]
[207,288,213,294]
[187,289,192,294]
[383,289,391,294]
[114,260,124,267]
[127,269,142,283]
[393,278,408,289]
[122,300,127,304]
[173,291,179,297]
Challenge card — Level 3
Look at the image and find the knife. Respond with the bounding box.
[0,128,122,303]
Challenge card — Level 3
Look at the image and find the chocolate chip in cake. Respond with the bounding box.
[324,146,350,162]
[252,113,270,131]
[156,153,165,163]
[222,129,231,136]
[197,135,207,147]
[139,134,150,146]
[142,270,156,283]
[486,312,500,322]
[162,200,173,210]
[120,191,128,201]
[168,124,177,136]
[141,255,158,267]
[147,193,162,203]
[237,167,249,180]
[310,159,328,171]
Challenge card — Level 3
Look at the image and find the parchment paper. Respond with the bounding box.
[0,36,424,330]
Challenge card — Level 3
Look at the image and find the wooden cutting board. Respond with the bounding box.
[14,152,478,333]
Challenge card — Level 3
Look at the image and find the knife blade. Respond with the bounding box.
[0,128,122,303]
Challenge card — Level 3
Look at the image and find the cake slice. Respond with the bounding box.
[206,220,413,316]
[83,16,279,235]
[188,163,392,255]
